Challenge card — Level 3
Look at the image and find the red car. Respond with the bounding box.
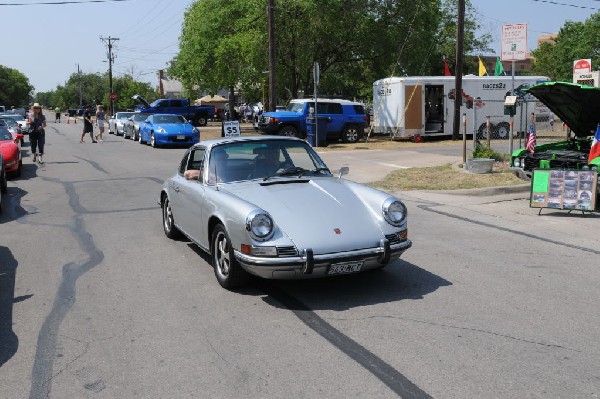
[0,126,23,177]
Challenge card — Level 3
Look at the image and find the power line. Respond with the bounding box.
[0,0,131,5]
[531,0,599,10]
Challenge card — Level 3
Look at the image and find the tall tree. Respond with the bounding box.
[0,65,33,107]
[531,12,600,81]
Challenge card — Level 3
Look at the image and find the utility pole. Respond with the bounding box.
[100,36,119,116]
[267,0,276,112]
[452,0,465,140]
[77,63,82,107]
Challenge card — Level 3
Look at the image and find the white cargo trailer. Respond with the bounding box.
[372,75,550,139]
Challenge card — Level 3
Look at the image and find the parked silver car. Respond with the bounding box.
[108,112,134,136]
[123,113,152,141]
[159,136,412,289]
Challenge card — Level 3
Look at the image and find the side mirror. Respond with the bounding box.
[308,107,315,115]
[338,166,349,178]
[15,133,24,142]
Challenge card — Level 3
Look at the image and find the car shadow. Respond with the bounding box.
[186,243,451,310]
[0,186,30,224]
[254,260,451,311]
[0,246,32,367]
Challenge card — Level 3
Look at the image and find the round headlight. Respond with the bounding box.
[382,198,407,227]
[513,159,520,167]
[246,210,274,241]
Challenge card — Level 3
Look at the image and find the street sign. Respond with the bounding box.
[573,59,592,74]
[109,92,118,101]
[501,24,527,61]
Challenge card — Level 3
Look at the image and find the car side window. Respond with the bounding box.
[171,100,182,107]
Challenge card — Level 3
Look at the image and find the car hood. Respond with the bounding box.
[224,178,386,252]
[155,123,193,131]
[525,81,600,137]
[0,141,18,153]
[262,111,299,118]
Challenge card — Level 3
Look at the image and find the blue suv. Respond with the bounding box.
[258,98,369,143]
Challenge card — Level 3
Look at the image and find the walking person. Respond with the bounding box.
[29,103,46,163]
[80,105,96,143]
[95,105,106,142]
[55,106,61,123]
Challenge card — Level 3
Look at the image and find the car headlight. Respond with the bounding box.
[382,197,407,227]
[513,158,520,167]
[245,210,274,241]
[157,127,166,133]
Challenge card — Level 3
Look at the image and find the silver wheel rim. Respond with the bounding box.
[151,134,155,146]
[346,128,358,142]
[163,199,173,232]
[214,231,230,278]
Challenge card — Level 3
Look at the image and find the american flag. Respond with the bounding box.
[526,123,536,153]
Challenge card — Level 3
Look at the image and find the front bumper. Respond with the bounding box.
[234,238,412,279]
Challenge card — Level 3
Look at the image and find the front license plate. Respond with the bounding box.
[328,261,364,275]
[177,135,185,140]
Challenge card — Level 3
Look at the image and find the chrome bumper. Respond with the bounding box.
[234,239,412,279]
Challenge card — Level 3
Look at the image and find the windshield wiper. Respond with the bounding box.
[263,166,308,181]
[298,167,329,177]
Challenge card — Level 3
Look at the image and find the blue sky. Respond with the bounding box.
[0,0,597,94]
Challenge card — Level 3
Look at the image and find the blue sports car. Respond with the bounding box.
[138,114,200,148]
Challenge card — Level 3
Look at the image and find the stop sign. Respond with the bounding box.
[109,92,118,101]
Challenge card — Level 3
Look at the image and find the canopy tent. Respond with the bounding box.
[194,95,228,105]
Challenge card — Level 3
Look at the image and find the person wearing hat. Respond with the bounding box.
[29,103,46,163]
[80,105,97,143]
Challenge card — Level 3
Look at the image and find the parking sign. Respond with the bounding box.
[501,24,527,61]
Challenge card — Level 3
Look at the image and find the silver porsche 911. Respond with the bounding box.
[159,136,412,289]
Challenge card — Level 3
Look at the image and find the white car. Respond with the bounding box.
[108,112,134,136]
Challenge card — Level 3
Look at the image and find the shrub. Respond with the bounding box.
[472,143,504,161]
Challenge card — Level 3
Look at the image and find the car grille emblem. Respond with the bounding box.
[334,228,341,234]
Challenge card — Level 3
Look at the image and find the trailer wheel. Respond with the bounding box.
[495,122,510,139]
[477,122,495,140]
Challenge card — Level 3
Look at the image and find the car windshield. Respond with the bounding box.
[0,119,17,127]
[287,102,305,112]
[0,114,24,122]
[133,113,150,121]
[154,115,185,124]
[0,128,13,141]
[207,139,330,184]
[117,112,134,120]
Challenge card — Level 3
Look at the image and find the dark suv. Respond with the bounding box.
[258,98,369,143]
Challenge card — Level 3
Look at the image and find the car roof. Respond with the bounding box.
[191,135,305,150]
[289,98,363,106]
[525,81,600,137]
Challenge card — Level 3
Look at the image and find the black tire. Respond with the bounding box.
[495,122,510,139]
[1,169,7,194]
[195,116,208,126]
[132,128,138,142]
[211,223,248,289]
[279,126,299,138]
[151,133,159,148]
[162,196,183,239]
[14,161,22,178]
[139,130,145,144]
[341,125,362,143]
[477,122,495,140]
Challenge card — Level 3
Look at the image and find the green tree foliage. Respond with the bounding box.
[34,73,157,112]
[169,0,490,105]
[531,12,600,81]
[0,65,33,107]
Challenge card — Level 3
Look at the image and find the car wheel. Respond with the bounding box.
[162,196,183,239]
[1,169,7,194]
[132,129,138,141]
[495,122,510,139]
[279,126,299,138]
[342,125,362,143]
[212,223,248,289]
[15,161,22,178]
[195,116,207,126]
[139,130,145,144]
[151,133,159,148]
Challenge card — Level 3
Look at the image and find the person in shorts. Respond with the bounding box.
[80,105,96,143]
[95,105,106,142]
[55,106,61,123]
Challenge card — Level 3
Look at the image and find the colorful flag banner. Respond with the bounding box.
[526,122,536,153]
[588,124,600,163]
[494,57,504,76]
[478,57,488,76]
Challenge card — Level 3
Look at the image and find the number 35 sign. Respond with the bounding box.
[222,120,241,137]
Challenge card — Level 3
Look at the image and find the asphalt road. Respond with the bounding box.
[1,119,599,399]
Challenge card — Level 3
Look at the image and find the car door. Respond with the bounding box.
[172,147,207,242]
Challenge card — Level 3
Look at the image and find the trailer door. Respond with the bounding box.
[404,85,422,131]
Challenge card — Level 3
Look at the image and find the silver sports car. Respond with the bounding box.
[159,136,412,289]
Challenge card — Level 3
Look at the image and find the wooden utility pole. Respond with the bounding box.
[452,0,465,140]
[268,0,276,112]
